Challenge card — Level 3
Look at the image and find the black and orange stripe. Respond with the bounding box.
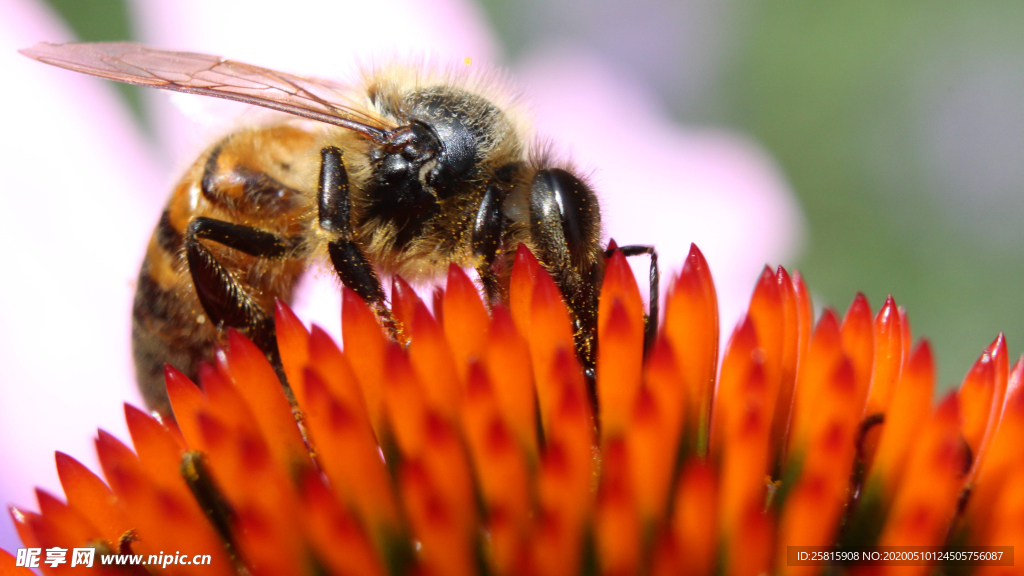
[132,124,318,414]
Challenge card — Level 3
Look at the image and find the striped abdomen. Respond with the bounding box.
[132,124,320,414]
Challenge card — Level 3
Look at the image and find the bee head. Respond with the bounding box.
[375,86,512,196]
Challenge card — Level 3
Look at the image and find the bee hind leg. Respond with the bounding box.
[605,244,660,354]
[185,216,298,367]
[317,146,401,340]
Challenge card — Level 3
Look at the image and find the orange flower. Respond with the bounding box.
[4,244,1021,575]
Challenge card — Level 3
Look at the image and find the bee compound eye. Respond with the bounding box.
[530,168,599,261]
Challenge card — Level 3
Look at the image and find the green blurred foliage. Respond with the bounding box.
[43,0,145,126]
[718,1,1024,386]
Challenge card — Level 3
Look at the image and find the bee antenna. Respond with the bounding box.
[333,119,391,145]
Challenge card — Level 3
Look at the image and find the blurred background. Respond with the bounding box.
[490,0,1024,389]
[43,0,1024,387]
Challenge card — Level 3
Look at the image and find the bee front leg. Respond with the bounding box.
[185,216,299,359]
[317,146,400,339]
[605,244,660,354]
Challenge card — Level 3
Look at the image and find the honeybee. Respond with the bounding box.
[21,42,659,416]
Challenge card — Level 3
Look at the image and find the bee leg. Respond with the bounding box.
[605,244,660,354]
[189,216,297,259]
[317,146,401,339]
[471,181,508,306]
[185,216,296,363]
[529,170,602,416]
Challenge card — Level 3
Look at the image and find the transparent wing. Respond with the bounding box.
[20,42,393,140]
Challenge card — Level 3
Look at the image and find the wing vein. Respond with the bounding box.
[20,42,395,140]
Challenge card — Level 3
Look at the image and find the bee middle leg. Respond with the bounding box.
[471,181,508,306]
[185,216,298,358]
[317,146,400,338]
[605,244,660,353]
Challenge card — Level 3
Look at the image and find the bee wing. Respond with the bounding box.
[20,42,394,140]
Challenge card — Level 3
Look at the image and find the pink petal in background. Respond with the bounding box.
[0,0,162,554]
[516,46,804,333]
